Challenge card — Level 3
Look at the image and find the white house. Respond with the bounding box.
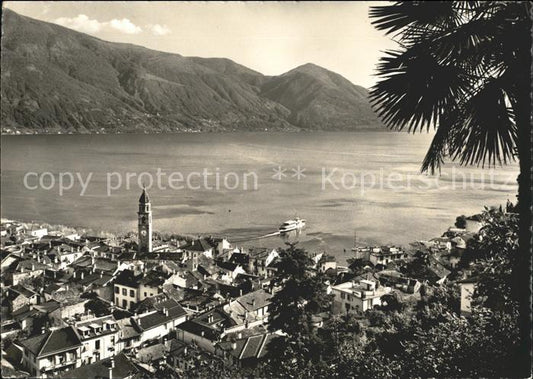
[369,246,408,266]
[458,277,478,315]
[30,228,48,239]
[330,279,392,315]
[224,289,272,325]
[19,326,83,377]
[75,315,120,365]
[134,299,188,344]
[113,269,143,310]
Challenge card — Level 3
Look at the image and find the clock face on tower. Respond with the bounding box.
[138,188,152,253]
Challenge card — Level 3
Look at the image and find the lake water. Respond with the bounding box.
[0,132,519,263]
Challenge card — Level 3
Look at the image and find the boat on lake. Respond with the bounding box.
[279,218,306,234]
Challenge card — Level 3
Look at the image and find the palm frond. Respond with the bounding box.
[431,18,495,68]
[369,1,458,38]
[450,79,517,167]
[370,1,526,172]
[369,47,469,133]
[421,109,459,174]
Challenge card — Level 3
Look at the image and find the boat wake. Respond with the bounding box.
[233,231,281,242]
[232,218,306,243]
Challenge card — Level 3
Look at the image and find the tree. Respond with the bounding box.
[338,283,519,378]
[264,244,333,378]
[455,215,467,229]
[85,297,111,317]
[369,2,531,373]
[267,244,331,337]
[378,292,405,313]
[335,207,522,378]
[465,207,519,313]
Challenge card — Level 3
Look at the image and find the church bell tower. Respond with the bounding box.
[138,188,152,253]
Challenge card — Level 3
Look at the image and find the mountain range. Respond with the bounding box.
[1,9,381,134]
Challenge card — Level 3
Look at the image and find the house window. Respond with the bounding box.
[144,292,147,297]
[122,288,126,296]
[114,287,119,294]
[340,292,345,299]
[95,340,100,350]
[122,299,127,308]
[130,289,134,297]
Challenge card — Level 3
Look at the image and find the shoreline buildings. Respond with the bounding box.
[1,189,482,377]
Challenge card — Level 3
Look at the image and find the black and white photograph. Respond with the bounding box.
[0,1,531,378]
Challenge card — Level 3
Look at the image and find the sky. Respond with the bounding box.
[3,1,397,88]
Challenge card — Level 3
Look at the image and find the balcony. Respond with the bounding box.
[43,359,78,371]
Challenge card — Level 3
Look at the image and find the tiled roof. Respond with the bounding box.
[181,238,213,252]
[229,252,249,265]
[197,264,215,277]
[162,261,180,272]
[12,304,40,321]
[161,283,183,297]
[140,270,170,287]
[168,338,187,354]
[318,254,337,263]
[218,333,274,360]
[147,252,182,261]
[19,326,82,357]
[248,248,270,259]
[114,269,143,288]
[77,272,113,287]
[153,299,186,317]
[135,311,168,331]
[117,251,137,260]
[225,300,248,323]
[73,256,117,272]
[258,334,277,358]
[137,343,167,363]
[2,318,21,332]
[34,300,61,314]
[40,326,82,356]
[236,289,272,312]
[135,301,186,331]
[16,259,47,272]
[43,283,62,294]
[216,260,238,272]
[427,256,452,278]
[10,285,38,299]
[18,333,47,356]
[58,352,139,379]
[136,293,167,310]
[116,318,141,339]
[195,308,235,327]
[241,334,263,359]
[177,320,221,342]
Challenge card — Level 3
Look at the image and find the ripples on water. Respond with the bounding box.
[0,132,519,262]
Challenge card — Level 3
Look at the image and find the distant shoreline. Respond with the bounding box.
[2,127,393,137]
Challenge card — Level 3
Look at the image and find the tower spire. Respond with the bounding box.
[139,187,150,203]
[138,188,152,253]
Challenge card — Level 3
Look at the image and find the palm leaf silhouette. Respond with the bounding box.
[369,1,527,174]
